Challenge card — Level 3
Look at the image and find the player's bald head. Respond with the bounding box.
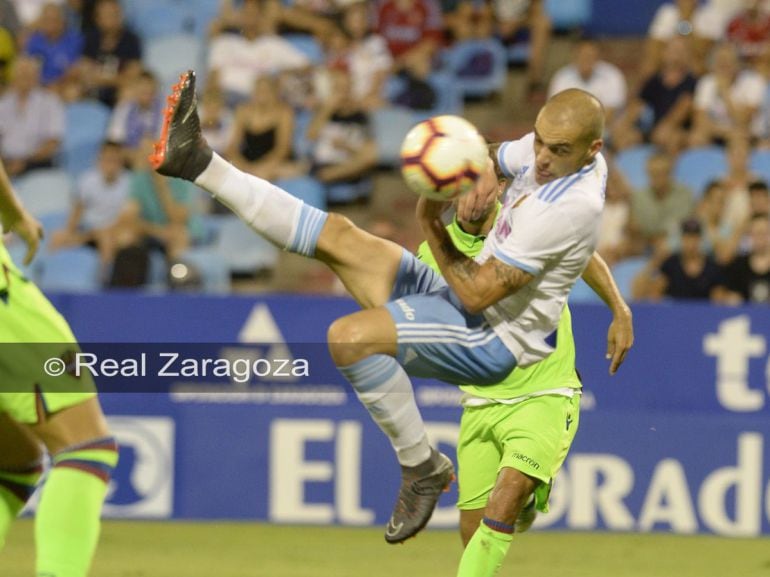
[539,89,604,145]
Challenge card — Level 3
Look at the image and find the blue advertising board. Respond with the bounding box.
[45,293,770,535]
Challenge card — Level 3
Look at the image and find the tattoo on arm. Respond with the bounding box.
[440,235,479,281]
[493,260,529,291]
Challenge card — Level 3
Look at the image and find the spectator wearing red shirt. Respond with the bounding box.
[726,0,770,63]
[376,0,444,70]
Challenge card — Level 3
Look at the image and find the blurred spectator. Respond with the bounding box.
[227,75,303,180]
[628,151,695,253]
[611,36,696,154]
[341,1,392,109]
[0,24,15,87]
[749,179,770,217]
[199,88,234,155]
[689,43,766,146]
[0,0,20,39]
[24,2,83,89]
[719,135,754,228]
[725,0,770,63]
[596,166,632,265]
[307,67,377,204]
[695,179,742,263]
[50,140,131,266]
[107,69,162,154]
[492,0,551,95]
[12,0,64,29]
[713,213,770,303]
[444,1,494,42]
[642,0,725,79]
[633,218,723,301]
[79,0,142,108]
[208,0,310,104]
[280,0,337,36]
[376,0,443,72]
[547,37,627,125]
[0,56,64,177]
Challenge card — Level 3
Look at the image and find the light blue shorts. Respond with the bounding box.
[385,251,517,386]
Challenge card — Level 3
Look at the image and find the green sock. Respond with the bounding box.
[0,462,43,550]
[457,519,514,577]
[35,437,118,577]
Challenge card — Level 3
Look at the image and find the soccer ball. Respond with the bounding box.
[400,115,488,201]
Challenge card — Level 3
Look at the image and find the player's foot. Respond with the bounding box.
[515,494,536,533]
[150,70,212,182]
[384,449,455,544]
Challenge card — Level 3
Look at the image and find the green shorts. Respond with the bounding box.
[456,393,580,513]
[0,272,96,424]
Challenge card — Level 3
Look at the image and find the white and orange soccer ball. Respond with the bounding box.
[400,115,488,201]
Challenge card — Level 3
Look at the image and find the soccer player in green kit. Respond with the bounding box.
[0,158,118,577]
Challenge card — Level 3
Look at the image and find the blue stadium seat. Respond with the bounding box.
[568,278,602,303]
[215,215,279,275]
[38,248,102,293]
[276,176,327,210]
[614,145,654,191]
[145,34,203,92]
[386,71,462,120]
[749,149,770,184]
[177,247,230,293]
[129,3,193,40]
[545,0,592,29]
[283,34,324,65]
[292,108,314,161]
[371,107,418,166]
[444,39,507,100]
[62,101,111,176]
[14,169,73,217]
[187,0,221,37]
[611,256,649,301]
[674,147,727,200]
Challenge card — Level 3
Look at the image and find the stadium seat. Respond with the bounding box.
[14,169,73,217]
[674,146,727,200]
[410,72,463,122]
[38,248,102,293]
[177,247,230,293]
[545,0,592,29]
[61,101,111,176]
[283,34,324,65]
[292,108,313,161]
[749,149,770,184]
[275,176,327,210]
[129,3,193,40]
[215,215,279,275]
[568,278,602,304]
[444,39,507,100]
[614,145,654,191]
[145,34,204,91]
[610,256,649,301]
[371,107,418,166]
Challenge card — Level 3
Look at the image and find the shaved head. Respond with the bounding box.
[540,89,605,144]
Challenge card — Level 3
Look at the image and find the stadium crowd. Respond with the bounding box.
[0,0,768,304]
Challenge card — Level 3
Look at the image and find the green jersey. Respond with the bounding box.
[416,216,580,399]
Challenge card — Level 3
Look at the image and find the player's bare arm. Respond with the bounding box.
[581,252,634,374]
[0,158,42,265]
[418,196,533,314]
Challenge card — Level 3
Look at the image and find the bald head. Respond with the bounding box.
[540,88,605,144]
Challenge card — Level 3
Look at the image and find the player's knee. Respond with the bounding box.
[327,316,368,366]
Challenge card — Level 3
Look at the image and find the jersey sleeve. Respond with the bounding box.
[495,132,534,180]
[493,199,577,276]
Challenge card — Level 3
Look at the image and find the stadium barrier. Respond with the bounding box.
[43,293,770,536]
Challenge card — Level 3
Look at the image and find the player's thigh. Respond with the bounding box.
[457,406,504,511]
[327,307,398,366]
[31,396,110,455]
[315,213,404,308]
[0,410,43,469]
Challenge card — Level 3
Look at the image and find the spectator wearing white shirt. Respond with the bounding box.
[547,38,627,126]
[342,1,392,109]
[689,42,767,146]
[207,0,310,104]
[0,56,64,177]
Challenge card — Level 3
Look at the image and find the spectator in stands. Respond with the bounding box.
[376,0,443,72]
[611,36,697,154]
[307,67,377,204]
[719,134,755,228]
[49,140,131,266]
[713,213,770,303]
[0,0,20,39]
[689,43,766,146]
[547,37,627,125]
[726,0,770,63]
[633,217,723,301]
[641,0,725,79]
[627,150,695,254]
[199,87,234,156]
[696,179,742,263]
[226,75,302,181]
[280,0,337,36]
[443,1,494,42]
[749,179,770,217]
[0,56,64,177]
[341,1,392,110]
[207,0,310,105]
[107,69,162,155]
[79,0,142,108]
[24,2,83,89]
[596,166,632,266]
[492,0,551,96]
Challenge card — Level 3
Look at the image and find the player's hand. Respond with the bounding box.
[416,195,450,223]
[1,208,43,265]
[456,159,501,224]
[606,307,633,375]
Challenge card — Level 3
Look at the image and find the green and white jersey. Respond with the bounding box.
[416,216,581,400]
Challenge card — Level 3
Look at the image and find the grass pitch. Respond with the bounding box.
[3,520,770,577]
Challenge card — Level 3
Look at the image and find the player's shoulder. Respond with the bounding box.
[535,154,607,206]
